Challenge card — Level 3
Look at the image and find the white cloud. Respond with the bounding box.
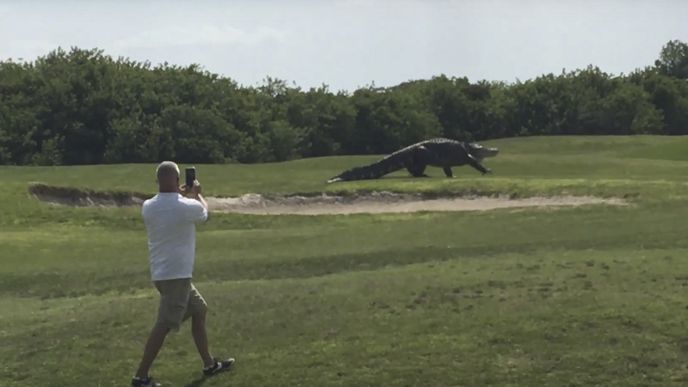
[113,24,286,50]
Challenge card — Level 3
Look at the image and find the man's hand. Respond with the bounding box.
[191,180,202,196]
[179,180,202,197]
[181,180,208,211]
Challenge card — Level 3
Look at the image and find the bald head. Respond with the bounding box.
[156,161,180,192]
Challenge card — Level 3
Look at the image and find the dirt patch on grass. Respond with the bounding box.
[29,183,626,215]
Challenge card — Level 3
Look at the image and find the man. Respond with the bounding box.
[132,161,233,387]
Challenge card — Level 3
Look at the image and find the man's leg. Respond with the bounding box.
[191,309,214,367]
[135,324,170,378]
[185,283,234,376]
[134,279,189,379]
[186,283,214,367]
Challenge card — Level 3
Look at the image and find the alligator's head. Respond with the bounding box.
[467,142,499,161]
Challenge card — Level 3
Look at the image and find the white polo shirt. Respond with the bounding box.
[141,193,208,281]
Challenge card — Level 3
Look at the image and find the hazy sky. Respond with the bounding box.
[1,0,686,91]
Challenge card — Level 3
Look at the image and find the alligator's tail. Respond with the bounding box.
[327,154,406,183]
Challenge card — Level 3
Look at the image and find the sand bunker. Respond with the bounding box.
[207,192,625,215]
[28,183,148,207]
[29,184,625,215]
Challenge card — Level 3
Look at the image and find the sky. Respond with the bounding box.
[0,0,687,91]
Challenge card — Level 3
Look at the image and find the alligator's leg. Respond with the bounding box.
[466,155,491,175]
[442,166,453,178]
[406,146,431,177]
[407,163,427,177]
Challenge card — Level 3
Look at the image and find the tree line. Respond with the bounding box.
[1,40,687,165]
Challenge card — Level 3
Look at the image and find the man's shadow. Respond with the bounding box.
[185,376,208,387]
[186,373,233,387]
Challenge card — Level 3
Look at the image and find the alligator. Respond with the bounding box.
[327,138,498,183]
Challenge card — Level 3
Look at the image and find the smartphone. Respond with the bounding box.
[185,167,196,188]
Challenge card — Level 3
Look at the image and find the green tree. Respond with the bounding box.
[655,40,688,80]
[158,105,243,163]
[1,43,686,166]
[642,73,688,134]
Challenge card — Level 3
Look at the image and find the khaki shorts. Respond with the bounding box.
[154,278,207,331]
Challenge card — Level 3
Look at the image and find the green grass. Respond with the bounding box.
[2,135,688,386]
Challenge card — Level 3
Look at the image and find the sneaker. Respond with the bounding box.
[131,376,161,387]
[203,357,235,376]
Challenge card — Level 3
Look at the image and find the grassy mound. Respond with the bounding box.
[2,136,688,386]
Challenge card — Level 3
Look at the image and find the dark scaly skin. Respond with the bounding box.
[327,138,499,183]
